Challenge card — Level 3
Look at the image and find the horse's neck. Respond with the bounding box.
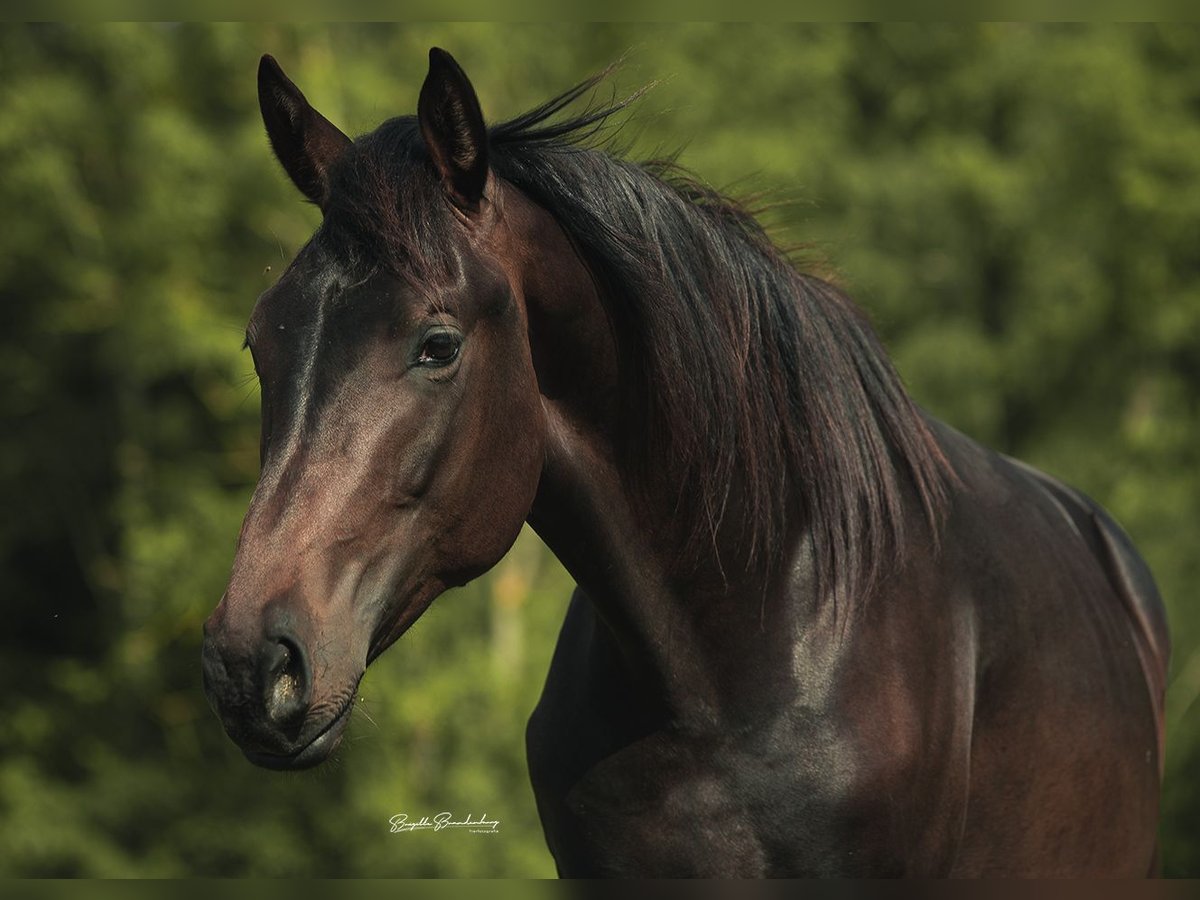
[529,396,821,725]
[507,188,813,722]
[529,403,713,713]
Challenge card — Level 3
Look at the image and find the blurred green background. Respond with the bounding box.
[1,22,1198,876]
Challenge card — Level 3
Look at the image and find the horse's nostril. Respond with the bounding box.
[264,635,310,726]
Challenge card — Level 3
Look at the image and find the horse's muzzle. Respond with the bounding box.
[201,607,346,769]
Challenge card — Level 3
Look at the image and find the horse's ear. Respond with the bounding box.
[258,54,351,211]
[418,48,489,211]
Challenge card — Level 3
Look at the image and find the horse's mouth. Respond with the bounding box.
[242,699,354,771]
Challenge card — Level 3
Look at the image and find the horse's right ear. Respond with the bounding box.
[257,54,351,211]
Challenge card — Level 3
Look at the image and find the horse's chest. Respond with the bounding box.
[532,720,882,877]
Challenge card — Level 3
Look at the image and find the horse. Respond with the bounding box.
[200,48,1170,876]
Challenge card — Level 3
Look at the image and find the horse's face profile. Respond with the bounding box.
[201,51,544,769]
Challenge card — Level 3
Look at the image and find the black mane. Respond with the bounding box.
[324,70,952,605]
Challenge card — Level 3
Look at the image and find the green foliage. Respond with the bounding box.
[0,23,1197,875]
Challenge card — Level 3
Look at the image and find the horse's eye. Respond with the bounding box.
[418,331,461,366]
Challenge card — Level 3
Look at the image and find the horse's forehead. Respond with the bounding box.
[249,241,344,334]
[249,210,510,351]
[253,243,414,339]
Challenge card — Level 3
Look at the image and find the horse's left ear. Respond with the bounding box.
[418,48,489,211]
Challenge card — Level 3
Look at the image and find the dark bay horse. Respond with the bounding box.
[201,48,1170,876]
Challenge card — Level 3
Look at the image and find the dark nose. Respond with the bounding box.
[260,631,311,726]
[201,612,314,745]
